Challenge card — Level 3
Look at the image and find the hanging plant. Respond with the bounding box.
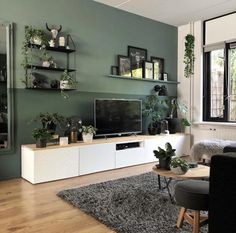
[184,34,195,78]
[21,25,48,82]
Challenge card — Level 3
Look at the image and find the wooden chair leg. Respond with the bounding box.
[193,210,200,233]
[176,207,186,228]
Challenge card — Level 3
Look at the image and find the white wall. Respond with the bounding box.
[178,20,236,147]
[205,13,236,45]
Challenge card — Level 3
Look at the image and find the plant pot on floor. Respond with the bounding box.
[82,133,93,143]
[36,138,47,148]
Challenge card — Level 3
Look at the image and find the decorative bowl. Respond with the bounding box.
[170,166,188,175]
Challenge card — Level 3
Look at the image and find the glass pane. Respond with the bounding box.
[210,49,224,118]
[229,47,236,121]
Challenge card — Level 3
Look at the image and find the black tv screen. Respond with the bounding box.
[94,99,142,136]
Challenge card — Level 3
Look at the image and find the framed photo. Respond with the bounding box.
[118,55,131,77]
[111,66,118,75]
[143,61,154,79]
[151,56,164,80]
[128,46,147,78]
[163,72,168,81]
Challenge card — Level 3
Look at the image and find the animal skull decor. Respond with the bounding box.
[46,23,62,41]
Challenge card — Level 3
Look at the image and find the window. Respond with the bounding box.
[203,42,236,122]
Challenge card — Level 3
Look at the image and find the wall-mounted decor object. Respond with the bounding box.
[128,46,147,78]
[143,61,154,79]
[111,66,118,75]
[118,55,131,77]
[151,56,164,80]
[46,23,62,43]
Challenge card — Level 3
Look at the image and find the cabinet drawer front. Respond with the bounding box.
[79,144,115,175]
[34,147,79,183]
[116,148,145,168]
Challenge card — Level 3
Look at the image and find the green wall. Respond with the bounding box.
[0,0,177,180]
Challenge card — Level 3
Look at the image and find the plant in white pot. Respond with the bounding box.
[79,125,97,143]
[170,157,189,175]
[38,50,53,67]
[60,70,78,99]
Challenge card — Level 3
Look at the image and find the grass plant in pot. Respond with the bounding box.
[153,142,176,170]
[170,157,189,175]
[142,95,168,135]
[79,125,97,143]
[32,128,52,148]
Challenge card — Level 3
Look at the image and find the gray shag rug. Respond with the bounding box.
[57,172,208,233]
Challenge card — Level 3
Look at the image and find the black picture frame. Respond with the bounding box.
[143,61,154,79]
[128,46,147,78]
[111,66,118,75]
[118,55,131,77]
[151,56,164,80]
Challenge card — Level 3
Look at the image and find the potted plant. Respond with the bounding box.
[32,128,52,148]
[33,112,65,133]
[170,157,189,175]
[153,142,176,170]
[166,98,191,134]
[60,70,78,99]
[37,49,53,67]
[142,95,168,135]
[21,25,48,72]
[79,125,97,143]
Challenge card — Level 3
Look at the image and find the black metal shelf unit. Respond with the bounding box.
[25,42,76,90]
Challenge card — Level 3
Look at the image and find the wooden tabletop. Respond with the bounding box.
[152,164,210,179]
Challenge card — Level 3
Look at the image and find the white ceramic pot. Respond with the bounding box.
[42,61,51,67]
[170,166,188,175]
[31,36,42,45]
[82,133,93,143]
[60,80,70,89]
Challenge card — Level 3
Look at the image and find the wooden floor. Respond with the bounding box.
[0,163,156,233]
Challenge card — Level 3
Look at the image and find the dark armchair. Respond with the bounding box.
[175,152,236,233]
[209,152,236,233]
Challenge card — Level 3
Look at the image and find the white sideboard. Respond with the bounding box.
[21,134,190,184]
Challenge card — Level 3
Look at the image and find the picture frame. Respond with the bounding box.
[151,56,164,80]
[128,46,147,78]
[118,55,131,77]
[163,72,168,81]
[143,61,154,79]
[111,66,118,75]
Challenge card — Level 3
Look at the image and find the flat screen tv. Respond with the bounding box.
[94,98,142,136]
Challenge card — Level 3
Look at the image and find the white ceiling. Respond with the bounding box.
[94,0,236,26]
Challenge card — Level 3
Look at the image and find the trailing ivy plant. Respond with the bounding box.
[21,25,48,84]
[184,34,195,78]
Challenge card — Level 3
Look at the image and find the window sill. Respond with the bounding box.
[193,121,236,127]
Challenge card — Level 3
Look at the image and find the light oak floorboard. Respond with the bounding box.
[0,163,156,233]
